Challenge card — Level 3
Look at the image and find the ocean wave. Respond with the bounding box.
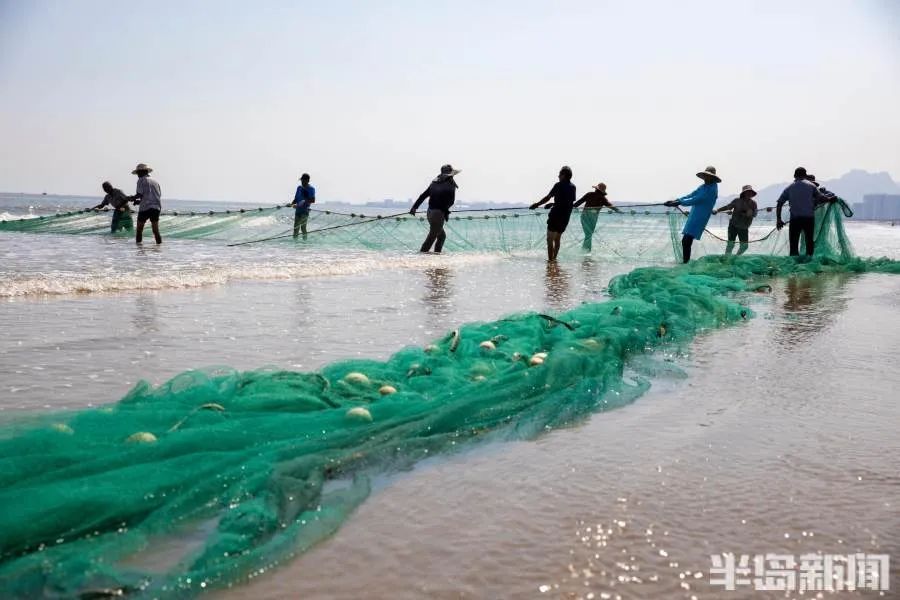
[0,253,502,298]
[0,212,38,221]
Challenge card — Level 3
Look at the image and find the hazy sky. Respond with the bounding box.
[1,0,898,204]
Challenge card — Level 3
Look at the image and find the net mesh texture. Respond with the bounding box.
[0,202,898,598]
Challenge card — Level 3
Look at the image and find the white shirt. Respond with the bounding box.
[136,176,162,211]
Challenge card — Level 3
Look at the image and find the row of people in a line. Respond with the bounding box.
[409,163,837,261]
[661,165,837,262]
[93,162,837,259]
[92,164,315,244]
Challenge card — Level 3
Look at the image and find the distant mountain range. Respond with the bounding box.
[727,169,900,208]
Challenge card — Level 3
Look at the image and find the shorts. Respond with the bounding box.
[547,208,573,233]
[137,209,161,224]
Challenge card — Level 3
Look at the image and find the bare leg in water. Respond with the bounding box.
[136,217,162,244]
[547,231,562,261]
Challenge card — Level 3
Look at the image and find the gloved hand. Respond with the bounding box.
[663,200,679,207]
[776,220,785,230]
[409,208,416,216]
[529,203,539,210]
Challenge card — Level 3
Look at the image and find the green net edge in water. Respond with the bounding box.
[1,217,899,598]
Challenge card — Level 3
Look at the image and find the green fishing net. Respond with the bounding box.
[0,199,862,262]
[1,204,898,599]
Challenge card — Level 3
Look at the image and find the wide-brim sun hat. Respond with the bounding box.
[593,183,607,192]
[740,184,757,197]
[696,166,721,183]
[440,164,461,176]
[131,163,153,174]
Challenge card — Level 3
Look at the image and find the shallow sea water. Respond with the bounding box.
[1,198,898,598]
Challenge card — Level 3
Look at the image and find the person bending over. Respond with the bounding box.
[93,181,135,233]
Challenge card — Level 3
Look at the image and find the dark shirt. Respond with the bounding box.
[776,179,825,218]
[412,175,457,213]
[717,196,758,229]
[99,188,131,211]
[576,190,611,209]
[547,181,576,212]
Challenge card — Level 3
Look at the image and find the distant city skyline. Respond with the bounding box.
[1,1,899,205]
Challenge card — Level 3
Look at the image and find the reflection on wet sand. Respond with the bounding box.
[292,282,312,330]
[775,273,851,345]
[422,267,454,318]
[132,294,160,333]
[544,261,571,310]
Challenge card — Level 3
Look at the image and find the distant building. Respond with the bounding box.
[852,194,900,220]
[365,199,399,207]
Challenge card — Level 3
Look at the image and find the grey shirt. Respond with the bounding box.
[135,176,162,212]
[776,179,824,218]
[99,188,131,211]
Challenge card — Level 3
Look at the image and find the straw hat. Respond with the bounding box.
[131,163,153,174]
[740,184,757,198]
[696,166,721,183]
[593,183,607,192]
[440,164,461,176]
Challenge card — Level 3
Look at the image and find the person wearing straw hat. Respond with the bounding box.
[530,165,576,261]
[290,173,316,240]
[573,182,621,252]
[664,166,721,263]
[410,164,460,253]
[131,163,162,244]
[712,184,758,255]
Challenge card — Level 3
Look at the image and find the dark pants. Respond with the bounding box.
[789,216,815,256]
[420,209,446,253]
[293,213,309,238]
[681,234,694,263]
[726,224,749,255]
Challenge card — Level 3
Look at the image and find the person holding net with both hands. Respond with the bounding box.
[409,164,460,253]
[712,184,758,256]
[664,166,720,263]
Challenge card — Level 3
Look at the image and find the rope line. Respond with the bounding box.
[226,212,409,247]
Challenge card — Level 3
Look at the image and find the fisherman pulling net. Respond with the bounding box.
[0,199,856,264]
[0,205,897,598]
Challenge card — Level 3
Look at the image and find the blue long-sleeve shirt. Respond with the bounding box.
[776,179,825,218]
[677,183,718,239]
[293,184,316,215]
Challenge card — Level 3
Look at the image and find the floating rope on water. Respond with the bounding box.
[0,198,857,262]
[226,212,411,247]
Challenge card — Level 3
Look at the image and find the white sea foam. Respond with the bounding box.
[0,253,501,298]
[0,212,38,221]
